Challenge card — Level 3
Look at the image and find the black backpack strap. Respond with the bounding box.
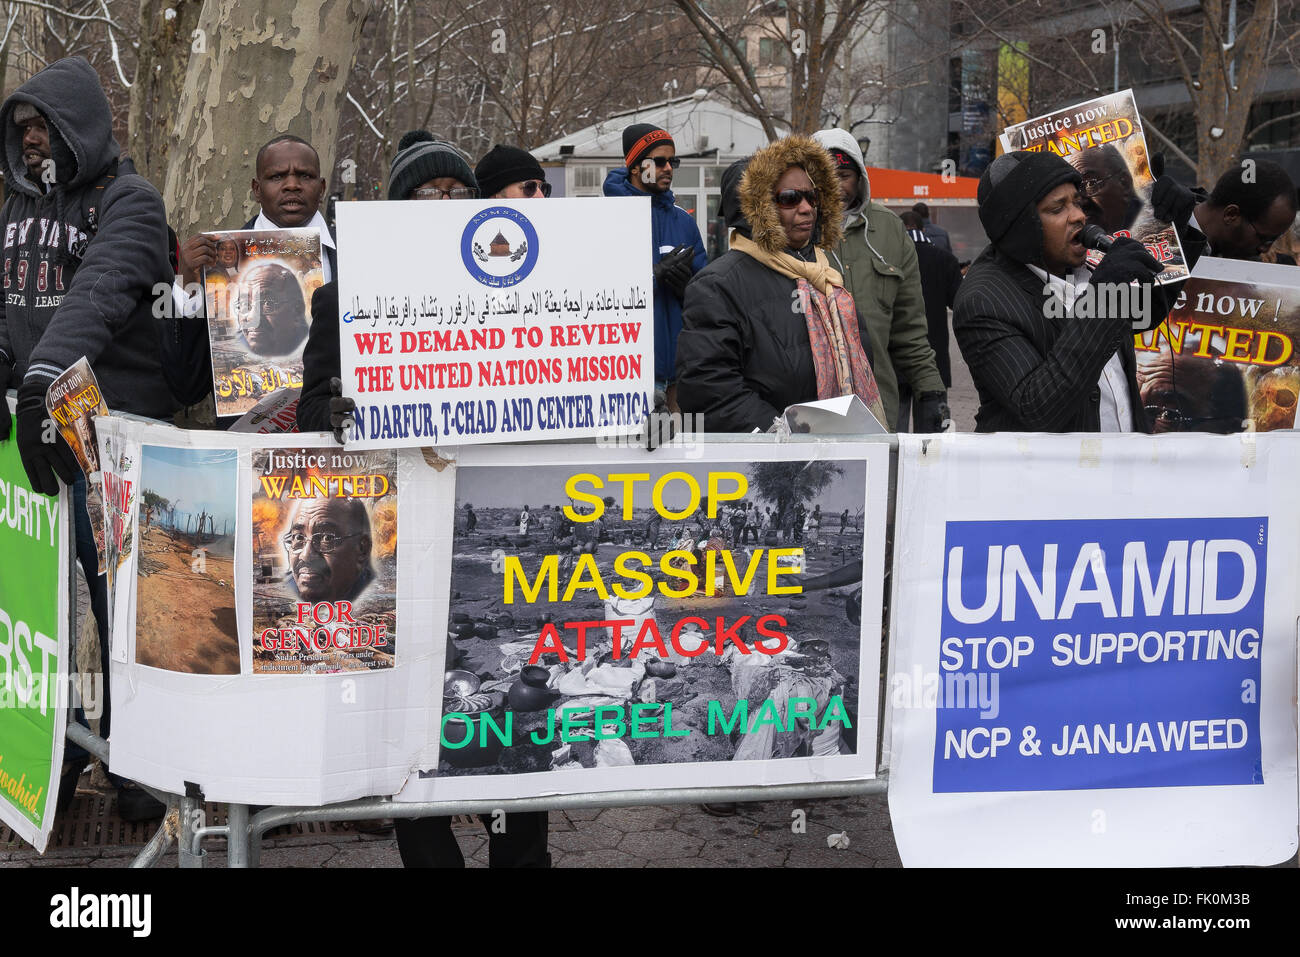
[82,157,121,235]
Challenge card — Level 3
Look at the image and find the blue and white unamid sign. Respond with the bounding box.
[887,433,1300,867]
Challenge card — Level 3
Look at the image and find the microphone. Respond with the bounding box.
[1080,224,1114,252]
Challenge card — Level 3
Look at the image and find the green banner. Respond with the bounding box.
[0,408,65,849]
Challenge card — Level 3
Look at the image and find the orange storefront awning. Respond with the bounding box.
[864,166,979,204]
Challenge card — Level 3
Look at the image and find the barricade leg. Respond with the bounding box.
[227,803,251,868]
[178,790,204,868]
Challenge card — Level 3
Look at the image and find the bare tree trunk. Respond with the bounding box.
[128,0,203,186]
[163,0,368,232]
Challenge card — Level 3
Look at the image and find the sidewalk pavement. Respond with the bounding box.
[1,776,900,868]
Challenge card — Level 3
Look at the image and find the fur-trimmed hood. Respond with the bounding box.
[739,134,844,254]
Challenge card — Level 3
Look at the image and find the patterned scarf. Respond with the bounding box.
[729,232,886,425]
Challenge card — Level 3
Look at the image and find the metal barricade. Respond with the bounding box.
[65,430,898,867]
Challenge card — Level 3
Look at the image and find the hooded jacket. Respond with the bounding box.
[811,128,944,424]
[0,57,175,419]
[602,167,707,383]
[675,136,877,432]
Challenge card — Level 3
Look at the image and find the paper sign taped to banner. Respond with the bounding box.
[397,441,887,803]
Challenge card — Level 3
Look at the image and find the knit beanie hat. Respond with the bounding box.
[977,150,1081,265]
[12,102,39,124]
[474,144,545,198]
[622,123,673,169]
[388,130,477,200]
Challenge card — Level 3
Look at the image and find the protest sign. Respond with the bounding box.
[97,416,142,658]
[0,397,69,851]
[336,199,654,449]
[1135,257,1300,432]
[888,432,1300,866]
[229,387,300,434]
[1000,89,1188,284]
[251,446,397,674]
[398,441,887,803]
[104,423,427,805]
[102,418,886,806]
[46,357,107,573]
[203,227,323,418]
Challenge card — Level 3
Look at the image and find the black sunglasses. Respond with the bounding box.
[647,156,681,169]
[774,189,820,209]
[520,179,552,197]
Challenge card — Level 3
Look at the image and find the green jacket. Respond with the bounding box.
[829,201,945,426]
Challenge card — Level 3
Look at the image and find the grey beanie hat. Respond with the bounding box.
[388,130,478,200]
[12,103,38,124]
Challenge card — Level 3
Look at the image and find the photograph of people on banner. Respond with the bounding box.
[1136,257,1300,432]
[405,443,884,800]
[251,447,398,674]
[1000,89,1188,284]
[203,227,323,418]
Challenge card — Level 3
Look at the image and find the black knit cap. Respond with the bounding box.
[474,144,545,198]
[622,122,674,169]
[977,150,1082,265]
[388,130,477,200]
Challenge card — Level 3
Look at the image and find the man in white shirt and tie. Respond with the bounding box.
[161,134,336,423]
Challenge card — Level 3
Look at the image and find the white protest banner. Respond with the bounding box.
[337,198,654,449]
[396,440,887,804]
[102,415,888,806]
[888,432,1300,867]
[103,420,434,806]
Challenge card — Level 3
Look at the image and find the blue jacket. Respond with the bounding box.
[603,168,707,383]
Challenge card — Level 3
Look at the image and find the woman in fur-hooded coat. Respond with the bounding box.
[675,135,885,432]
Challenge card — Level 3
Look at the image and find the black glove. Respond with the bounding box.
[0,362,13,442]
[913,390,951,434]
[1149,152,1199,226]
[643,388,675,451]
[16,400,78,496]
[327,376,357,445]
[1089,237,1161,289]
[654,244,694,299]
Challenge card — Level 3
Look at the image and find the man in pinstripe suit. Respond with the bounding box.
[955,150,1167,433]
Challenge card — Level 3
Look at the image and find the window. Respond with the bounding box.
[759,37,774,66]
[572,165,603,196]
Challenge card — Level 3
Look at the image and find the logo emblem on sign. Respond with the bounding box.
[461,207,539,288]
